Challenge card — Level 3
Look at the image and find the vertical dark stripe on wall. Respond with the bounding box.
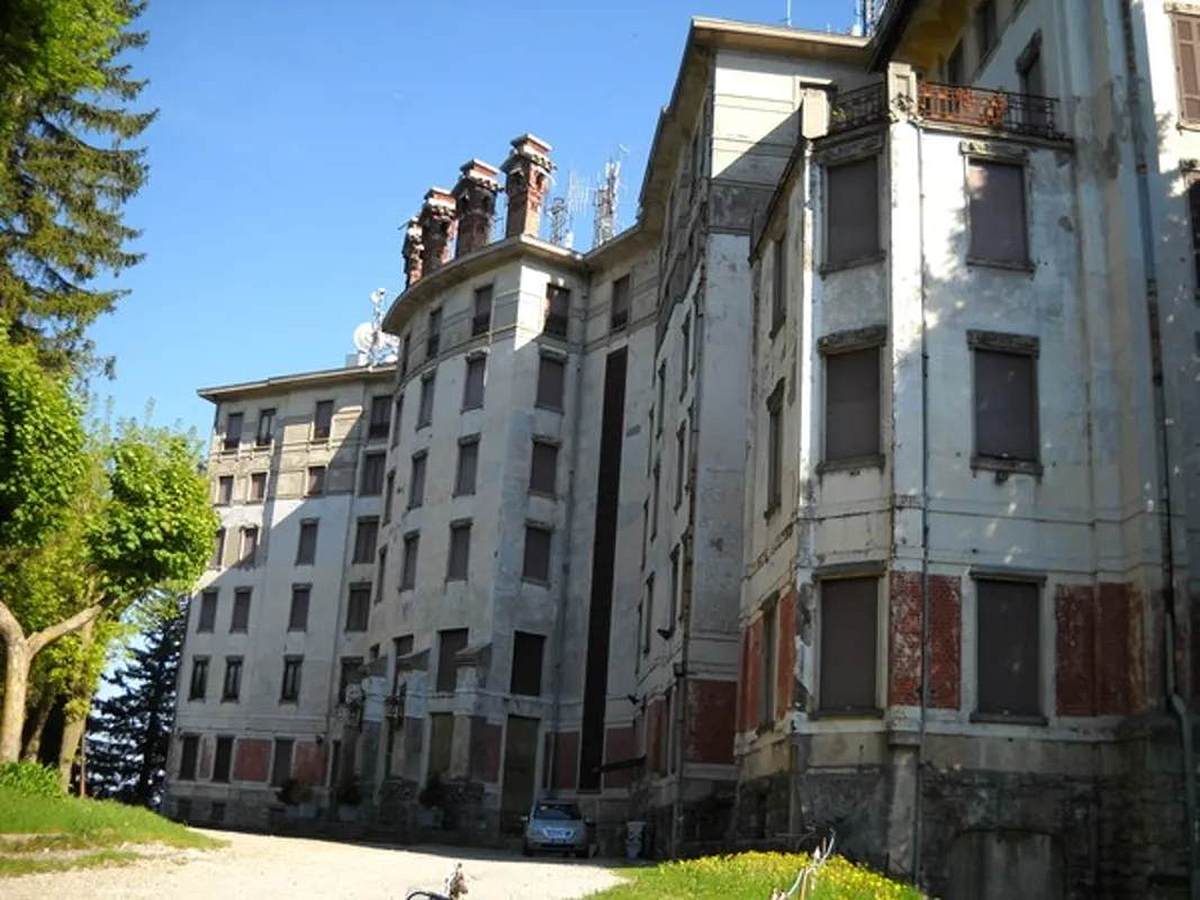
[578,348,628,790]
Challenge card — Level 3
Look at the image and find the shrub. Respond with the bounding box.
[0,762,62,798]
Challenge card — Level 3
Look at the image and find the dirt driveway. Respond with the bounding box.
[1,829,625,899]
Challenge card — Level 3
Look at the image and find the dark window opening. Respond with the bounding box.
[231,588,251,633]
[437,628,469,693]
[826,156,879,267]
[222,657,242,701]
[967,158,1028,266]
[313,400,334,440]
[511,632,545,696]
[223,413,243,450]
[819,577,878,713]
[368,395,391,440]
[611,275,630,332]
[280,657,302,703]
[976,578,1041,718]
[824,344,881,464]
[522,525,552,583]
[353,517,379,565]
[178,735,199,781]
[345,584,370,632]
[288,586,309,632]
[296,519,318,565]
[536,355,566,411]
[401,533,419,591]
[473,285,493,336]
[544,284,570,337]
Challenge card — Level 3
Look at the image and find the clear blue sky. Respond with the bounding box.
[89,0,859,437]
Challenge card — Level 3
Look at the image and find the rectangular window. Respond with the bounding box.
[819,577,878,713]
[417,373,435,428]
[338,656,363,703]
[535,355,565,411]
[280,657,302,703]
[271,738,294,786]
[212,736,233,782]
[306,465,325,496]
[178,735,199,781]
[674,423,686,509]
[360,451,385,495]
[651,462,661,539]
[544,284,569,337]
[239,526,259,565]
[1189,175,1200,291]
[656,364,665,434]
[188,657,208,701]
[221,657,242,701]
[393,635,414,691]
[223,412,243,450]
[772,238,786,333]
[408,452,427,509]
[680,316,691,396]
[642,576,655,654]
[510,631,546,696]
[400,333,410,377]
[472,285,493,336]
[288,585,310,632]
[446,521,471,581]
[971,334,1039,465]
[255,409,275,447]
[766,380,784,511]
[529,439,558,495]
[211,528,225,568]
[216,475,233,506]
[522,524,551,583]
[826,156,879,268]
[437,628,469,693]
[427,308,442,358]
[976,0,997,60]
[668,546,680,631]
[313,400,334,440]
[295,520,318,565]
[454,437,479,496]
[231,588,251,633]
[1175,14,1200,123]
[353,517,379,565]
[368,395,391,440]
[611,275,631,332]
[248,472,266,503]
[391,395,404,447]
[392,534,415,595]
[824,344,881,464]
[428,713,454,779]
[197,590,217,633]
[976,578,1041,718]
[759,602,777,725]
[384,470,395,524]
[967,158,1028,267]
[375,546,388,604]
[462,355,486,410]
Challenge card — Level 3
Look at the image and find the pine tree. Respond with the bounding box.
[85,602,184,807]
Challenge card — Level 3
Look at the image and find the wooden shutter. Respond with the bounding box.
[1176,15,1200,122]
[825,346,881,462]
[536,356,565,409]
[974,348,1037,461]
[819,577,878,712]
[530,441,558,494]
[967,159,1027,264]
[976,579,1040,717]
[455,440,478,496]
[826,156,879,266]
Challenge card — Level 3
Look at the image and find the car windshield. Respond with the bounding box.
[533,802,581,821]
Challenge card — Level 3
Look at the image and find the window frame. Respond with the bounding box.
[223,412,243,451]
[535,352,567,412]
[970,570,1047,725]
[454,435,480,497]
[287,585,310,633]
[426,307,442,358]
[968,329,1042,476]
[359,451,386,496]
[765,379,784,515]
[367,395,392,441]
[296,519,318,566]
[521,522,553,585]
[821,150,884,273]
[352,516,380,565]
[197,589,218,633]
[255,408,275,447]
[446,518,472,582]
[771,237,786,336]
[963,148,1033,271]
[188,656,209,701]
[280,656,303,703]
[247,471,267,504]
[610,274,631,332]
[231,588,251,633]
[472,284,493,336]
[462,352,487,411]
[221,656,243,702]
[817,326,886,472]
[814,567,885,717]
[529,437,559,497]
[510,631,546,697]
[305,465,325,496]
[543,283,570,338]
[408,451,427,509]
[345,583,371,632]
[312,400,334,441]
[400,531,419,591]
[417,372,436,429]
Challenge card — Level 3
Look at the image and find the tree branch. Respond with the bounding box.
[0,600,28,648]
[28,604,104,656]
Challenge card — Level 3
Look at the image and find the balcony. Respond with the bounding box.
[917,81,1063,140]
[829,81,889,135]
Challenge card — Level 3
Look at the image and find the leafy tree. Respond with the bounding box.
[86,598,183,806]
[0,0,154,371]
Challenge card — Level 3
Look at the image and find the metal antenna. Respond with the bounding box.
[592,146,627,249]
[785,0,792,27]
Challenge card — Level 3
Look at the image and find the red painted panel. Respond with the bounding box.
[744,618,763,731]
[1055,584,1096,716]
[232,738,271,782]
[686,679,735,765]
[292,741,326,785]
[776,589,797,718]
[928,575,961,709]
[1097,583,1134,715]
[603,725,636,789]
[888,571,922,706]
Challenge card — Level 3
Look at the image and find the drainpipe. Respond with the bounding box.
[1117,2,1197,895]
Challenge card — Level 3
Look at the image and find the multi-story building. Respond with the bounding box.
[166,4,1200,894]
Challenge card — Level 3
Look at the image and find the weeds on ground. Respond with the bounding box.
[0,849,142,877]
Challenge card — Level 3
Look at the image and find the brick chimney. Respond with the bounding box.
[501,134,553,239]
[402,216,423,289]
[418,187,457,274]
[454,159,501,257]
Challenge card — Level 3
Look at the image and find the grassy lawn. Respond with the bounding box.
[0,849,143,877]
[591,851,923,900]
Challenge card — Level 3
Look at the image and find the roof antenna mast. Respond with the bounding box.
[785,0,792,27]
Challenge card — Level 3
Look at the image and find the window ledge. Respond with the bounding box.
[970,454,1043,477]
[535,404,564,414]
[522,577,550,588]
[966,255,1035,274]
[817,453,885,475]
[528,489,558,500]
[819,251,886,277]
[810,707,885,720]
[969,711,1047,726]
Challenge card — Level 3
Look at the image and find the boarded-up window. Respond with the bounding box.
[384,470,395,523]
[368,395,391,440]
[391,395,403,447]
[248,472,266,503]
[529,440,558,495]
[360,451,385,495]
[824,345,881,463]
[463,355,486,409]
[375,546,388,604]
[536,355,565,410]
[544,284,570,337]
[223,412,243,450]
[1176,14,1200,122]
[231,588,251,633]
[522,525,551,583]
[288,586,309,632]
[338,656,363,703]
[437,628,469,693]
[428,713,454,779]
[271,738,294,786]
[967,159,1027,265]
[280,657,302,702]
[401,532,419,590]
[819,577,878,712]
[255,409,274,446]
[409,452,427,508]
[221,657,241,701]
[296,519,318,565]
[447,520,471,580]
[976,578,1040,717]
[418,373,435,428]
[766,381,784,511]
[178,735,199,780]
[427,308,442,357]
[306,465,325,496]
[211,528,225,568]
[772,238,786,332]
[455,438,479,496]
[240,526,259,565]
[313,400,333,440]
[188,657,208,700]
[212,736,233,782]
[643,575,655,655]
[973,342,1038,463]
[473,285,493,336]
[197,590,217,633]
[345,584,370,632]
[759,602,777,725]
[826,156,879,267]
[510,631,545,696]
[611,275,630,331]
[353,517,379,564]
[216,475,233,505]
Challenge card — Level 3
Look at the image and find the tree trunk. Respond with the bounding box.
[57,705,87,790]
[21,694,55,762]
[0,639,31,763]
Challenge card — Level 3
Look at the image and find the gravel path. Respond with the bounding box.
[0,829,625,899]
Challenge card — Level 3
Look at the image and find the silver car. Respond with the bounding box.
[521,800,590,858]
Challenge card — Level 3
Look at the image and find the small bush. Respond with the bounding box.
[0,762,61,798]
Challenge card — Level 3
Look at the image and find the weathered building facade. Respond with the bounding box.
[166,4,1200,895]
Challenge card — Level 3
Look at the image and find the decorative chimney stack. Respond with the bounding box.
[454,159,501,257]
[402,217,424,289]
[418,187,458,275]
[502,134,553,239]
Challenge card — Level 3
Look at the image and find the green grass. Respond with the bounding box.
[0,849,143,877]
[591,851,924,900]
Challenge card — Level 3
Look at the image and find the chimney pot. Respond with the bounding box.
[402,217,423,289]
[501,133,554,240]
[417,187,458,275]
[453,159,501,258]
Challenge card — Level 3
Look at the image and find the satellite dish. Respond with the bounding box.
[352,322,376,354]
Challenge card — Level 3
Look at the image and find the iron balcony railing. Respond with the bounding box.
[917,81,1064,140]
[829,81,889,135]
